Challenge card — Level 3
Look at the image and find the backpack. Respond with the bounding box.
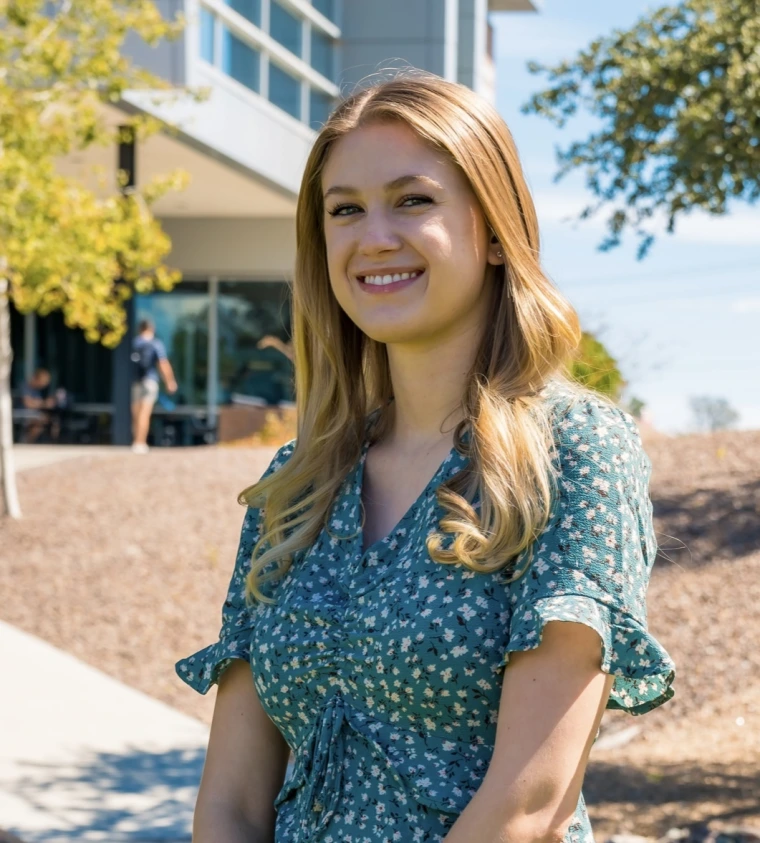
[131,338,157,383]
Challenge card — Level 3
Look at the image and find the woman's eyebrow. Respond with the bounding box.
[323,174,442,200]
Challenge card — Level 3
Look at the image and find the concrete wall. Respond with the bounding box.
[122,61,315,199]
[159,218,297,278]
[457,0,488,93]
[120,1,315,199]
[121,0,187,86]
[338,0,459,91]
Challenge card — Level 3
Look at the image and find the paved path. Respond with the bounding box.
[0,622,208,842]
[12,446,130,473]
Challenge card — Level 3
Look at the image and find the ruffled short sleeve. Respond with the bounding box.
[175,439,297,694]
[501,391,675,715]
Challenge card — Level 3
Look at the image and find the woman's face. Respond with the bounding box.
[321,120,502,347]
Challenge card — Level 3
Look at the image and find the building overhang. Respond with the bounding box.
[489,0,542,10]
[53,98,300,220]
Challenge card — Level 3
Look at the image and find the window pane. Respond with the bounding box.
[310,28,334,80]
[309,89,333,129]
[270,0,302,57]
[270,62,301,119]
[225,0,260,27]
[136,283,210,407]
[23,310,112,404]
[218,282,293,406]
[312,0,335,23]
[200,7,215,62]
[222,27,260,92]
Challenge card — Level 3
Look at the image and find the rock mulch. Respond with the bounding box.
[1,427,759,836]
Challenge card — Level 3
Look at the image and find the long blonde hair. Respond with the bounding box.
[240,70,607,605]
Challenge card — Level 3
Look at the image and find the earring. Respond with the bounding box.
[497,250,503,258]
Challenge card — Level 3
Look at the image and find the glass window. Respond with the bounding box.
[200,6,215,63]
[225,0,260,27]
[312,0,335,23]
[270,0,302,57]
[309,89,333,129]
[310,28,333,80]
[222,27,260,92]
[135,282,210,406]
[12,308,112,404]
[218,281,293,406]
[269,62,301,119]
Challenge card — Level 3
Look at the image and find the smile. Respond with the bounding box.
[357,269,425,292]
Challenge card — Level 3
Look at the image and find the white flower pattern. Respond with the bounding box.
[176,380,675,842]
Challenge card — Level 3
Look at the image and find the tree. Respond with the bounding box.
[569,330,626,401]
[0,0,207,517]
[523,0,760,258]
[689,395,740,432]
[626,396,647,420]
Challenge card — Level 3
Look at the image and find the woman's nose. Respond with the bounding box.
[356,211,402,255]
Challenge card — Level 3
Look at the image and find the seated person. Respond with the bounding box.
[20,367,64,443]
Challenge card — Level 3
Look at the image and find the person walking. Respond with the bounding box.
[176,72,675,843]
[130,318,177,453]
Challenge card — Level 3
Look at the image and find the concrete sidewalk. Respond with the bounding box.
[13,445,130,473]
[0,621,209,842]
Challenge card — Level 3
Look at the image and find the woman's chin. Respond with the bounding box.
[359,318,443,347]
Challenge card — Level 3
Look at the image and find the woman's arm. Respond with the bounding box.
[193,659,291,843]
[443,621,614,843]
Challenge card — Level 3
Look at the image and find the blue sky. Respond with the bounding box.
[491,1,760,434]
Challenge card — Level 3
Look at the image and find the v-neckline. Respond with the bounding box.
[354,436,462,559]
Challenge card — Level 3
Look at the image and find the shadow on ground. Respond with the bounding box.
[652,478,760,566]
[5,746,204,842]
[585,760,760,836]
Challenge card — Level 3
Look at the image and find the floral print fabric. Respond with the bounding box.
[176,381,675,842]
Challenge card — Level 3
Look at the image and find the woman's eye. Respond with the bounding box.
[326,195,432,218]
[400,194,432,207]
[327,204,360,217]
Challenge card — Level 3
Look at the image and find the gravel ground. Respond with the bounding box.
[2,426,759,835]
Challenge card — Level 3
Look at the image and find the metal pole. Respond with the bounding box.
[23,312,35,382]
[207,276,219,429]
[111,125,137,446]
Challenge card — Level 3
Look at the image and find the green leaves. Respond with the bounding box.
[523,0,760,258]
[569,331,625,400]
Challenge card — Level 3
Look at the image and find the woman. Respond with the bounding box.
[176,71,675,843]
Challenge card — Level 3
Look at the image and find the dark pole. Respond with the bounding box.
[111,125,136,446]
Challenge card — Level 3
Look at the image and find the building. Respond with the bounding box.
[10,0,539,445]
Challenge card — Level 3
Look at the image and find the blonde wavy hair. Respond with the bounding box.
[240,70,609,605]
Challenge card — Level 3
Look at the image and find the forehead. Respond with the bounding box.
[322,121,460,189]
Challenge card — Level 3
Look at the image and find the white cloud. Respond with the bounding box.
[531,190,604,228]
[731,297,760,314]
[530,188,760,247]
[673,208,760,246]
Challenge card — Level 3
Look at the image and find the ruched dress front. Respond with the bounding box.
[176,382,675,843]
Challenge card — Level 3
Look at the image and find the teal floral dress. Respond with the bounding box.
[176,381,675,843]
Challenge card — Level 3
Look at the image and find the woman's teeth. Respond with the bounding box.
[362,270,423,286]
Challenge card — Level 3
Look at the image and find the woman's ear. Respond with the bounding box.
[487,235,505,266]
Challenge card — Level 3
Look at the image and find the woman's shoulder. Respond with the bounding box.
[539,379,652,505]
[267,438,298,473]
[541,378,644,446]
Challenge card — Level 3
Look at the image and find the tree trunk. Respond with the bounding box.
[0,272,22,519]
